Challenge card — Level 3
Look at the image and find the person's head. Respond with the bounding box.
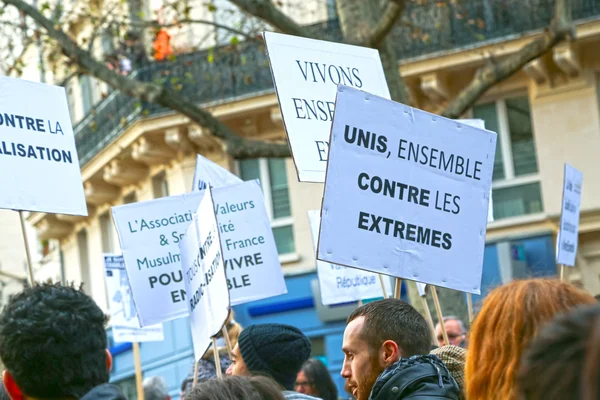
[226,324,311,390]
[0,283,111,400]
[517,304,600,400]
[341,299,431,400]
[143,376,170,400]
[295,359,338,400]
[187,376,285,400]
[465,279,596,400]
[435,316,466,347]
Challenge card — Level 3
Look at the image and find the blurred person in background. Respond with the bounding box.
[187,376,285,400]
[295,359,337,400]
[435,316,467,348]
[143,376,170,400]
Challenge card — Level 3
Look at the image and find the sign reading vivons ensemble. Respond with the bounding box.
[192,154,242,192]
[264,32,390,183]
[103,254,164,343]
[112,181,285,326]
[308,210,391,305]
[317,86,497,294]
[179,187,230,361]
[557,163,583,267]
[0,76,87,215]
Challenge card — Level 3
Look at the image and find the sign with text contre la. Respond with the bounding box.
[0,76,87,215]
[317,86,497,294]
[557,163,583,267]
[264,32,390,183]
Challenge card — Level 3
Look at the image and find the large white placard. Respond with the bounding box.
[0,76,87,215]
[264,32,390,183]
[192,154,242,191]
[317,86,497,294]
[103,254,164,343]
[112,181,285,326]
[557,163,583,267]
[308,210,390,305]
[179,188,230,361]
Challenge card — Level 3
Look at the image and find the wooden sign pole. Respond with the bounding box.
[132,342,144,400]
[420,295,437,345]
[379,275,389,299]
[192,360,199,387]
[222,325,233,359]
[430,286,449,346]
[213,337,223,378]
[467,293,474,324]
[18,211,35,286]
[394,278,402,299]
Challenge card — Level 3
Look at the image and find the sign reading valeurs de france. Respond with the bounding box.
[112,181,286,326]
[0,76,87,215]
[317,86,497,294]
[264,32,390,183]
[557,163,583,267]
[179,187,230,361]
[191,154,242,192]
[308,210,391,305]
[103,254,164,343]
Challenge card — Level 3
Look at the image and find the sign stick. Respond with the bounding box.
[222,325,233,359]
[18,211,35,286]
[358,299,363,307]
[192,360,199,387]
[420,296,437,345]
[394,278,402,299]
[467,293,474,324]
[132,342,144,400]
[213,337,223,378]
[560,264,566,282]
[379,275,389,299]
[430,286,449,346]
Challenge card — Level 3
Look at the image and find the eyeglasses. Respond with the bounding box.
[295,381,314,389]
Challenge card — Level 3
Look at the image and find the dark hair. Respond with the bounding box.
[347,298,431,357]
[517,304,600,400]
[187,376,285,400]
[299,359,338,400]
[0,283,109,398]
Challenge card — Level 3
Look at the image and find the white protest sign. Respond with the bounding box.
[0,76,87,215]
[557,164,583,267]
[192,154,242,192]
[112,181,285,326]
[416,282,427,297]
[264,32,390,183]
[103,254,164,343]
[308,210,390,305]
[179,187,230,361]
[317,86,497,294]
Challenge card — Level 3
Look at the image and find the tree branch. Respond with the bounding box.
[229,0,315,39]
[442,0,574,119]
[363,0,406,48]
[1,0,291,158]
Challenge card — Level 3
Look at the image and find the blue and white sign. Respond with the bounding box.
[557,163,583,267]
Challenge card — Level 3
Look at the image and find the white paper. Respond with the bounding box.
[416,282,427,297]
[308,210,390,305]
[103,254,164,343]
[557,164,583,267]
[264,32,390,183]
[0,76,87,215]
[112,181,285,326]
[180,188,230,361]
[192,154,242,192]
[317,86,497,294]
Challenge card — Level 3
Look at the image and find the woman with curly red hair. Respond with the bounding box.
[465,278,595,400]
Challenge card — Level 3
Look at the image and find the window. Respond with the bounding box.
[239,158,295,256]
[100,212,114,253]
[123,192,137,204]
[152,171,169,198]
[77,229,91,294]
[79,75,94,115]
[473,96,543,220]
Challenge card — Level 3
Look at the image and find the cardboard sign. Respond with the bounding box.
[192,154,242,192]
[557,164,583,267]
[103,254,164,343]
[112,181,285,326]
[308,210,390,305]
[317,86,497,294]
[179,188,230,361]
[0,76,87,215]
[264,32,390,183]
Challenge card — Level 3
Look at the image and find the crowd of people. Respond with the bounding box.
[0,278,597,400]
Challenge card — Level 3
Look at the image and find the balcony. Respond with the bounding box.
[74,0,600,167]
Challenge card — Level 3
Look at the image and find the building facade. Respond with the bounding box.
[17,0,600,397]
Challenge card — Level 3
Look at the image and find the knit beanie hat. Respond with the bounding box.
[237,324,311,390]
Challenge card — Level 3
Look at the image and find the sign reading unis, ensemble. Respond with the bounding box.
[557,163,583,267]
[317,86,497,294]
[264,32,390,183]
[0,76,87,215]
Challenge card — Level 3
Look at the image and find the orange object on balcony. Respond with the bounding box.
[153,29,173,61]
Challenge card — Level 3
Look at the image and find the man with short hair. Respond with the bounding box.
[341,299,459,400]
[0,283,125,400]
[226,323,320,400]
[143,377,170,400]
[435,316,467,348]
